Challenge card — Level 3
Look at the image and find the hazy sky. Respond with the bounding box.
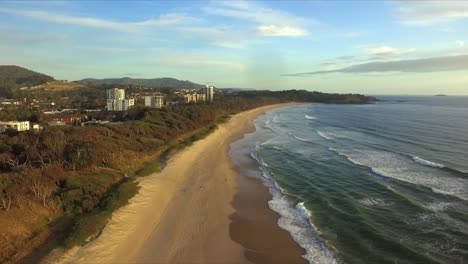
[1,0,468,95]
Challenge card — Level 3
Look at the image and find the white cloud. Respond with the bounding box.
[285,54,468,76]
[257,25,306,37]
[156,54,245,70]
[365,45,415,58]
[370,46,399,55]
[457,41,465,48]
[0,7,196,32]
[202,0,311,37]
[178,26,251,49]
[393,1,468,26]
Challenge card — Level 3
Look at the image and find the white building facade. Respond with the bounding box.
[145,96,164,108]
[203,85,215,101]
[0,121,30,132]
[106,88,134,111]
[184,93,206,103]
[106,88,125,100]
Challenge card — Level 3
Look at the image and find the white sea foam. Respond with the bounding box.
[305,114,317,120]
[293,135,313,143]
[358,198,391,207]
[403,213,440,227]
[317,131,333,140]
[424,202,453,212]
[273,115,280,123]
[413,156,444,168]
[251,149,338,264]
[296,202,312,219]
[265,119,288,135]
[329,147,468,201]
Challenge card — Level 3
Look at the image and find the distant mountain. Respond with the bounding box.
[76,77,204,89]
[0,65,54,96]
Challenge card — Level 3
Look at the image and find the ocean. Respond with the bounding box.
[231,96,468,264]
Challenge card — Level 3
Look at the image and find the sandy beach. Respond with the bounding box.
[43,103,305,264]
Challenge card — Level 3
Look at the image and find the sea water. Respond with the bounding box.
[231,96,468,263]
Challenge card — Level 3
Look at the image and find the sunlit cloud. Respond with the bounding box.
[177,26,251,49]
[284,54,468,76]
[393,1,468,26]
[257,25,306,37]
[202,0,311,37]
[0,7,196,32]
[365,45,415,59]
[155,54,246,71]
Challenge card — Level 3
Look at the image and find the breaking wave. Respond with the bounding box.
[328,147,468,201]
[250,147,339,264]
[317,131,333,140]
[413,156,444,168]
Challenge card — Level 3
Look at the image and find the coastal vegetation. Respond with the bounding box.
[0,67,376,262]
[76,77,204,89]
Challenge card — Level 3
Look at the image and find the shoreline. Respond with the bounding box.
[41,103,305,264]
[228,105,308,263]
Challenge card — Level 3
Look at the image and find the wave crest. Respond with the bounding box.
[251,148,338,264]
[413,156,444,168]
[317,131,333,140]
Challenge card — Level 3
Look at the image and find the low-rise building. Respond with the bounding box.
[145,95,164,108]
[0,121,30,132]
[50,114,82,126]
[49,120,66,126]
[183,93,206,103]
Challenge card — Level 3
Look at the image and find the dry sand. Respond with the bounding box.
[44,103,305,264]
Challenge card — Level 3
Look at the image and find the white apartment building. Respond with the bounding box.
[202,85,215,101]
[184,93,206,103]
[106,88,134,111]
[107,98,134,111]
[145,96,164,108]
[106,88,125,100]
[0,121,30,132]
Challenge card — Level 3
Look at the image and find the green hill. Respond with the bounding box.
[0,65,55,97]
[77,77,204,89]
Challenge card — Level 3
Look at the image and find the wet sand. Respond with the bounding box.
[230,172,306,264]
[43,103,305,264]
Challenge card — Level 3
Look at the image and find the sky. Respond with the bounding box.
[1,0,468,95]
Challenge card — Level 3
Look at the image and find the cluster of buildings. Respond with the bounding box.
[106,88,135,111]
[0,85,217,134]
[106,85,215,111]
[184,93,206,103]
[183,85,215,103]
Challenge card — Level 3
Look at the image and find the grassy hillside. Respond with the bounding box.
[0,66,54,97]
[77,77,204,89]
[22,81,83,91]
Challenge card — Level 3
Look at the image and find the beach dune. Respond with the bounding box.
[44,104,305,264]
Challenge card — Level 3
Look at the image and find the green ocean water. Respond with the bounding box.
[235,96,468,263]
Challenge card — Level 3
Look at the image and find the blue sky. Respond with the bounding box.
[1,0,467,95]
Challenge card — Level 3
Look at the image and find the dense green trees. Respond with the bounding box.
[76,77,203,89]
